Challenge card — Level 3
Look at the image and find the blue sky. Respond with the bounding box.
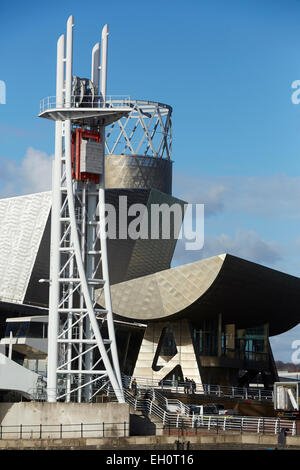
[1,0,300,361]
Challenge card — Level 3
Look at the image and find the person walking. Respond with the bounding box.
[131,378,137,396]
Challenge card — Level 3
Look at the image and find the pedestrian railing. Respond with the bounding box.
[26,374,274,403]
[0,421,129,440]
[122,375,273,401]
[123,387,296,436]
[190,415,296,436]
[0,416,295,441]
[39,95,132,114]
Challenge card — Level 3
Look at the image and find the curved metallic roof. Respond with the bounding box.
[102,254,300,336]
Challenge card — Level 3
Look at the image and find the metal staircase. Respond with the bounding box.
[123,388,192,428]
[103,380,296,436]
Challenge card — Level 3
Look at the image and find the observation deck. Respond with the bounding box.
[39,96,172,131]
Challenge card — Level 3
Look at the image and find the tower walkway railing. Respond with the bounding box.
[39,95,132,113]
[39,96,172,114]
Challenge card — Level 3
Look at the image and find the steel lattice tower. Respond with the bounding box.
[39,16,132,403]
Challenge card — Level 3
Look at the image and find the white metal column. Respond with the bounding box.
[45,16,124,403]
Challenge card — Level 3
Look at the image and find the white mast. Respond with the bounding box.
[100,24,109,103]
[91,43,100,94]
[44,16,126,403]
[47,33,65,403]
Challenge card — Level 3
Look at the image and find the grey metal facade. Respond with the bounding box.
[17,188,185,307]
[105,155,173,195]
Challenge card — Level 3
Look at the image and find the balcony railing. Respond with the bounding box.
[222,347,268,362]
[39,95,132,114]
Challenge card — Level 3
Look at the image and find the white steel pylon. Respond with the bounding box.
[40,16,131,403]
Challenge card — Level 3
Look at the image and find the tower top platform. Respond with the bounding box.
[39,95,132,126]
[39,96,172,128]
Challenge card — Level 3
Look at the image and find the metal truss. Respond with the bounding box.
[40,97,173,161]
[50,165,121,403]
[105,100,172,160]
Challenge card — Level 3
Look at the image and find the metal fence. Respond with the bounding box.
[40,95,132,113]
[124,389,296,436]
[123,375,273,401]
[190,415,296,436]
[26,374,273,404]
[0,415,296,441]
[0,421,129,440]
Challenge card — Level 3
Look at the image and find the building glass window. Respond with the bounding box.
[192,318,218,356]
[5,322,30,338]
[236,324,268,361]
[192,319,269,362]
[27,322,45,339]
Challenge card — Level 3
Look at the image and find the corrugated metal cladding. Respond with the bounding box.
[0,192,51,305]
[105,155,173,195]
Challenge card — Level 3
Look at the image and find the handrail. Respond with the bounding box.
[150,388,191,416]
[40,95,132,113]
[0,421,129,440]
[27,373,273,404]
[39,96,172,115]
[122,388,296,435]
[122,375,273,402]
[0,415,296,440]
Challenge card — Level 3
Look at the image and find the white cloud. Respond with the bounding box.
[173,172,300,220]
[173,173,228,216]
[172,229,282,267]
[21,147,53,194]
[204,230,282,264]
[0,147,53,197]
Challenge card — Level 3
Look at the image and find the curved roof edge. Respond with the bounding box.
[101,254,226,321]
[97,254,300,336]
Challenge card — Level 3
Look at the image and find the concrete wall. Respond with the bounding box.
[1,432,300,449]
[0,402,129,439]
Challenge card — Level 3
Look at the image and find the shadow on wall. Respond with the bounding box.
[129,414,157,436]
